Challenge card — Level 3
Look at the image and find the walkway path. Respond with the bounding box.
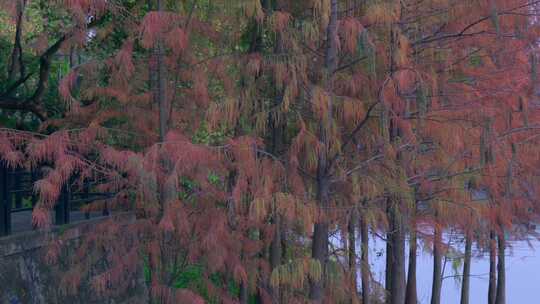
[10,210,107,234]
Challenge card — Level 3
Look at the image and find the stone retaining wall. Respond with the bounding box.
[0,213,148,304]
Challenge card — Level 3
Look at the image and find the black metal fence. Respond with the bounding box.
[0,162,115,237]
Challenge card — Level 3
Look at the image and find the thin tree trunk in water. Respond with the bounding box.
[360,213,370,304]
[405,228,417,304]
[389,203,406,304]
[488,231,497,304]
[349,209,358,302]
[495,234,506,304]
[385,201,393,303]
[386,226,393,304]
[431,225,443,304]
[460,233,472,304]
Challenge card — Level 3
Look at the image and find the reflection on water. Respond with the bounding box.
[361,230,539,304]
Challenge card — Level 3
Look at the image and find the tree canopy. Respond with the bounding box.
[1,0,540,303]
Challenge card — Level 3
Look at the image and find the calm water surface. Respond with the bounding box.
[361,230,540,304]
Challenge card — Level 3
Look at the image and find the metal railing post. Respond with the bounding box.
[0,162,11,236]
[13,170,22,209]
[55,183,70,225]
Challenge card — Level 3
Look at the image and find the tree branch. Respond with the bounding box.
[0,96,46,121]
[327,100,380,171]
[29,34,69,105]
[0,15,104,121]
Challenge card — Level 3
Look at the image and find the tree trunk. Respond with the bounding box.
[496,143,513,304]
[69,47,76,68]
[269,215,282,303]
[310,158,330,302]
[405,228,417,304]
[310,0,337,301]
[256,1,283,301]
[460,233,472,304]
[349,209,358,301]
[488,231,497,304]
[310,222,329,302]
[360,213,370,304]
[324,0,339,74]
[385,202,393,304]
[155,0,169,141]
[495,233,506,304]
[281,220,287,265]
[240,281,249,304]
[431,225,443,304]
[8,0,26,82]
[389,203,406,304]
[386,227,393,304]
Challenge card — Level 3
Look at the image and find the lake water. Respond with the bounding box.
[356,230,540,304]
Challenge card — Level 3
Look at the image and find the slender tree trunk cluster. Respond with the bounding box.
[379,221,508,304]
